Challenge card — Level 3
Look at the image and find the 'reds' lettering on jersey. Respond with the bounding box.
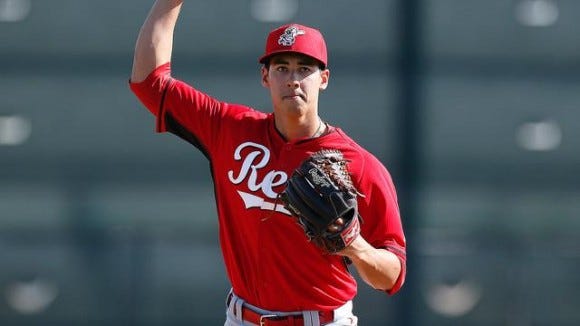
[130,62,406,311]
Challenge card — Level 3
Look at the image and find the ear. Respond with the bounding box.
[260,66,269,88]
[319,69,330,90]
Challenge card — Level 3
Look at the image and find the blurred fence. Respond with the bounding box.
[1,0,579,325]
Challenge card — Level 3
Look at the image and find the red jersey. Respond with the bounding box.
[130,63,406,311]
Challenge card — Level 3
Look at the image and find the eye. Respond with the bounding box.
[300,67,312,73]
[276,66,288,72]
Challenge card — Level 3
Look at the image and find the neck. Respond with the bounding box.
[310,117,323,138]
[310,117,326,138]
[274,115,325,142]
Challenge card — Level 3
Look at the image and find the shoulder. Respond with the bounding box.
[218,102,270,125]
[328,128,381,165]
[324,127,393,184]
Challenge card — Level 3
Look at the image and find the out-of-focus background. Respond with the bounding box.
[1,0,579,325]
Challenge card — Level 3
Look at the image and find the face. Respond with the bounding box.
[261,53,329,118]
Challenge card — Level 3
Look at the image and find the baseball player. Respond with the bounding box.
[130,1,406,325]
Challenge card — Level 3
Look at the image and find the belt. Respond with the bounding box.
[227,293,334,326]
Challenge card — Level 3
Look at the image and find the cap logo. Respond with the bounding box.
[278,26,305,46]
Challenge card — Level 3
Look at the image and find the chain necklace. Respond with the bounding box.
[310,117,326,138]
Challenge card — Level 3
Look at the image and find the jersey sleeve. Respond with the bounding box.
[356,155,407,295]
[129,62,250,156]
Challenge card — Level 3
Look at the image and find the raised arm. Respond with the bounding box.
[131,0,184,83]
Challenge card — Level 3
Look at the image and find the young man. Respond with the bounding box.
[130,1,406,325]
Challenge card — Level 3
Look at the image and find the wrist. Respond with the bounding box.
[339,235,373,260]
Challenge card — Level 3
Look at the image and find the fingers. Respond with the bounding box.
[327,217,344,232]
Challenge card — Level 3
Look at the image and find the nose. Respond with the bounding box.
[287,80,300,89]
[287,72,300,89]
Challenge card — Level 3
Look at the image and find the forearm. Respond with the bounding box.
[341,236,402,291]
[131,0,184,83]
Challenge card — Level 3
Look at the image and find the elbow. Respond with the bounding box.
[376,261,402,291]
[385,258,406,295]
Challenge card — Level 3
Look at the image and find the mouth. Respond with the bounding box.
[284,94,305,101]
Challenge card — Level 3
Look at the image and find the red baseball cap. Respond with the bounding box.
[259,23,328,68]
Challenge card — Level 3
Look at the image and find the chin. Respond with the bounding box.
[285,106,309,118]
